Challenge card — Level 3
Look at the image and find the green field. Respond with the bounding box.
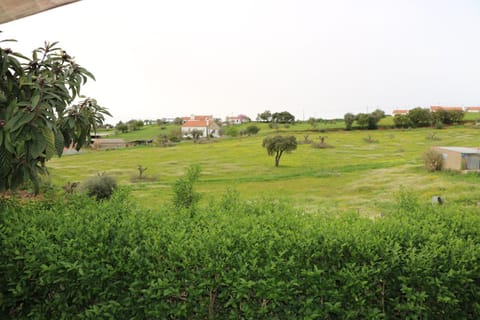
[48,123,480,214]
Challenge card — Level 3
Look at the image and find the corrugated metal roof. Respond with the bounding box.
[435,146,480,154]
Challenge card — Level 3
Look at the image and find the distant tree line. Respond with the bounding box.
[256,110,295,124]
[115,119,144,133]
[343,109,386,130]
[392,108,464,128]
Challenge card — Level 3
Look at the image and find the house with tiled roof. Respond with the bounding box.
[226,114,250,124]
[181,115,220,138]
[430,106,463,112]
[392,109,409,116]
[465,106,480,113]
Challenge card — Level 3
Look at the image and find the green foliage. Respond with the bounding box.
[2,191,480,318]
[127,119,144,131]
[423,149,443,172]
[363,135,379,143]
[81,173,118,200]
[0,36,110,194]
[307,117,318,128]
[271,111,295,124]
[393,114,412,128]
[408,107,432,127]
[262,135,297,167]
[172,164,201,212]
[432,110,464,125]
[115,121,128,133]
[356,111,384,130]
[344,112,355,130]
[245,125,260,135]
[190,129,203,141]
[224,125,239,137]
[257,110,272,122]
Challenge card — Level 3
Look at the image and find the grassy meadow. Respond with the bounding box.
[47,122,480,215]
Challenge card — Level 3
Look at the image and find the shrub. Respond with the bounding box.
[311,142,334,149]
[434,120,444,129]
[423,149,443,172]
[2,193,480,319]
[426,132,441,141]
[81,173,118,200]
[363,135,379,143]
[172,164,201,212]
[224,126,239,137]
[245,125,260,135]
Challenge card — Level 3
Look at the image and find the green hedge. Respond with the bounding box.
[1,190,480,319]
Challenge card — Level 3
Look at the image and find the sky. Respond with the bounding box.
[2,0,480,124]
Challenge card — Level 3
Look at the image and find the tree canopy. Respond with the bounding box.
[262,135,297,167]
[0,36,110,193]
[256,110,272,122]
[272,111,295,124]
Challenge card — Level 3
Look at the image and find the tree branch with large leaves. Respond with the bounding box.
[0,34,111,193]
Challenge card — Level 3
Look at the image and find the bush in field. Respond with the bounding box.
[245,125,260,135]
[224,126,239,137]
[423,149,443,172]
[82,173,117,200]
[344,112,355,130]
[393,114,412,128]
[363,135,379,143]
[172,164,201,212]
[408,107,432,127]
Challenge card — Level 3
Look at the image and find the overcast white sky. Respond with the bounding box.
[2,0,480,123]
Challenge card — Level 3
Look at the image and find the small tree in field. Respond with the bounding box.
[344,113,355,130]
[190,129,203,142]
[172,164,201,215]
[262,135,297,167]
[0,36,110,193]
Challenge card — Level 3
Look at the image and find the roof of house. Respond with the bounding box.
[434,146,480,154]
[181,115,214,122]
[431,106,463,111]
[227,114,248,119]
[182,120,209,127]
[465,107,480,111]
[392,109,409,115]
[193,115,213,121]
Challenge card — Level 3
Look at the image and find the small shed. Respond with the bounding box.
[432,146,480,171]
[91,138,126,150]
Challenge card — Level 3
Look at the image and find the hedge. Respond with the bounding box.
[1,189,479,319]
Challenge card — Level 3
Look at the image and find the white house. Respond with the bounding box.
[226,114,250,124]
[181,117,220,138]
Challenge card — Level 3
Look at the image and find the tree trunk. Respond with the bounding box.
[275,151,283,167]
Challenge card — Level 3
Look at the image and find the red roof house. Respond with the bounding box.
[181,116,220,138]
[392,109,409,115]
[430,106,463,112]
[465,107,480,112]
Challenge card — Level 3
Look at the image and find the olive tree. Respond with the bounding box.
[0,36,110,193]
[262,135,297,167]
[344,113,355,130]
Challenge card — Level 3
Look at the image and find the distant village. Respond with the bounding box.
[88,105,479,151]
